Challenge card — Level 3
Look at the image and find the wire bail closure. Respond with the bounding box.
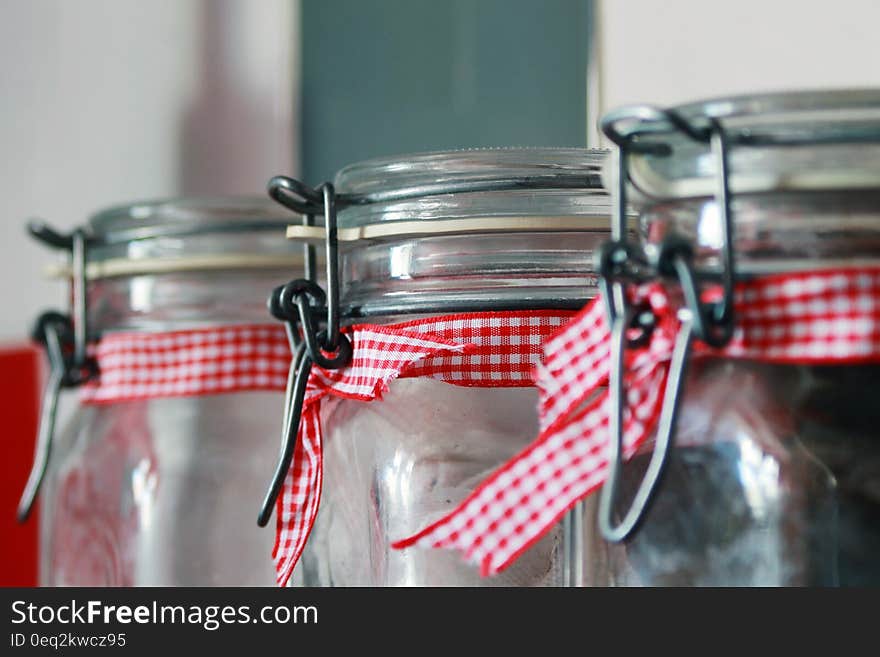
[258,177,353,527]
[18,224,98,523]
[595,107,737,542]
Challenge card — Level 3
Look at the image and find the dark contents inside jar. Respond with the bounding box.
[611,359,880,586]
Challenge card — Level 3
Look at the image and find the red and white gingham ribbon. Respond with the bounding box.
[394,267,880,575]
[272,312,571,586]
[80,325,293,403]
[79,312,574,586]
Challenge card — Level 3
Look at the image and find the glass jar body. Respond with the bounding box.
[297,148,612,586]
[299,222,604,586]
[301,220,602,587]
[41,394,279,586]
[40,267,295,586]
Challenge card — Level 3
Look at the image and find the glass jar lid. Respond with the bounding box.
[605,88,880,201]
[276,148,615,317]
[48,197,303,279]
[286,148,612,243]
[335,147,605,204]
[88,196,294,244]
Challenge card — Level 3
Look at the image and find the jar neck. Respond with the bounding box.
[339,230,604,318]
[86,269,293,335]
[641,189,880,277]
[331,150,610,318]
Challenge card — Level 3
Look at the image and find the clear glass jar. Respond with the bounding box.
[296,148,612,586]
[40,198,304,586]
[590,90,880,586]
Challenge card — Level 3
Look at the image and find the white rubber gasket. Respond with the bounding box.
[286,215,614,242]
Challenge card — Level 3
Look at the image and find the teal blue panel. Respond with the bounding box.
[302,0,590,183]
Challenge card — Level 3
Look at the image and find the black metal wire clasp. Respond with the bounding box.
[258,177,353,527]
[27,223,94,371]
[18,223,98,523]
[17,312,98,522]
[702,119,736,347]
[594,106,738,542]
[600,107,737,348]
[597,239,696,542]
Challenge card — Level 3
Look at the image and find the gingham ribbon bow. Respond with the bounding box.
[395,267,880,575]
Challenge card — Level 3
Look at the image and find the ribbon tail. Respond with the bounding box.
[271,327,474,586]
[392,388,610,576]
[272,401,323,587]
[536,295,612,435]
[393,364,669,577]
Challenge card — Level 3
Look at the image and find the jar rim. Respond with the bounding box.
[334,147,608,200]
[613,88,880,201]
[63,196,303,280]
[319,148,613,235]
[319,150,613,317]
[669,87,880,125]
[88,196,294,245]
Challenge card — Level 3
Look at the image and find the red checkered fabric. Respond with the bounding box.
[274,311,571,586]
[395,268,880,576]
[78,312,573,587]
[81,325,291,403]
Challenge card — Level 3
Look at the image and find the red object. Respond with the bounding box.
[0,342,42,586]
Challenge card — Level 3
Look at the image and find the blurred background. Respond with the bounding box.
[2,0,880,585]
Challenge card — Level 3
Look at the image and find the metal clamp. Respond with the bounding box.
[600,107,736,346]
[597,241,695,542]
[594,107,737,542]
[258,177,354,527]
[18,223,98,523]
[26,221,94,367]
[17,312,98,522]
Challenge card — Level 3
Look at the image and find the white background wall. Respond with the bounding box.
[598,0,880,119]
[0,0,298,342]
[5,0,880,342]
